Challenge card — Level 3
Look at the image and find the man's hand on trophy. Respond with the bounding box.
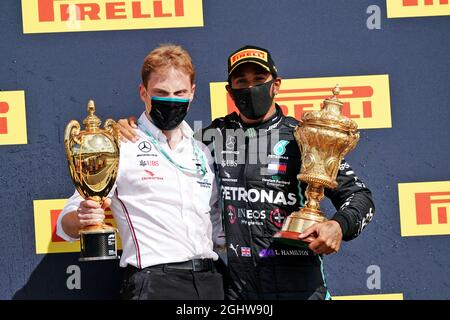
[118,116,139,142]
[77,197,112,227]
[298,220,343,255]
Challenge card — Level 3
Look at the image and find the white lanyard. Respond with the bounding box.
[138,120,207,176]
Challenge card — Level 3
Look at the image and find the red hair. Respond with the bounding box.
[141,44,195,86]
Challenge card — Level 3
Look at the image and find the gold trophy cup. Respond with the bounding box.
[273,86,360,248]
[64,100,120,261]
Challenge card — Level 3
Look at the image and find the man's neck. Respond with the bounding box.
[163,127,183,150]
[146,112,183,150]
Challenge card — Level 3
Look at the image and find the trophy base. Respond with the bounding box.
[272,231,313,249]
[273,208,327,248]
[79,227,120,262]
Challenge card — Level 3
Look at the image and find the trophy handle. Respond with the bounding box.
[64,120,81,146]
[341,131,360,158]
[294,128,303,155]
[64,120,83,189]
[104,118,121,147]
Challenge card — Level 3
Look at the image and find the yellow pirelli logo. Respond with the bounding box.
[230,49,268,66]
[0,91,27,146]
[210,74,392,130]
[398,181,450,237]
[22,0,203,34]
[387,0,450,18]
[33,198,121,254]
[333,293,404,300]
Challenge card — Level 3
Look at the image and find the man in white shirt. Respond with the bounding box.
[57,44,224,300]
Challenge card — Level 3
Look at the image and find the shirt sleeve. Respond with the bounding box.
[325,159,375,241]
[198,140,225,247]
[210,174,226,247]
[56,190,84,242]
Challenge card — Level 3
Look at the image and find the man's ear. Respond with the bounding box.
[273,77,282,96]
[190,84,196,101]
[139,84,148,104]
[225,84,231,95]
[139,84,152,114]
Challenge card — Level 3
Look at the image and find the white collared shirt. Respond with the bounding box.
[57,112,224,268]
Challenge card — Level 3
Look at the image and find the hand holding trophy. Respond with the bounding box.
[64,100,120,261]
[274,86,360,248]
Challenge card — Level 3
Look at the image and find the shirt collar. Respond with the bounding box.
[138,112,193,142]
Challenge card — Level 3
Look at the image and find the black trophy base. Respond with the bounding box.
[273,231,315,249]
[79,229,120,262]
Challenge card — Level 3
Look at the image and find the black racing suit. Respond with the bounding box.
[197,105,375,300]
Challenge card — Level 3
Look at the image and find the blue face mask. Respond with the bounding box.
[148,96,190,130]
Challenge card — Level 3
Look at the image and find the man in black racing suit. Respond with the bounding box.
[197,45,375,300]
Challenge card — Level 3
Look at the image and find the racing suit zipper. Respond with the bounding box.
[244,129,258,268]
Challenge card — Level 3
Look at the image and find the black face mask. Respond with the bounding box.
[229,79,275,120]
[149,96,190,131]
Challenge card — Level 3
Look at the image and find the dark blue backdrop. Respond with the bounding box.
[0,0,449,299]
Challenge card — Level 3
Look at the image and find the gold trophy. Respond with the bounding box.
[64,100,120,261]
[274,86,359,248]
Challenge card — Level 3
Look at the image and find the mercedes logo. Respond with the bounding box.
[226,135,236,150]
[138,141,152,153]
